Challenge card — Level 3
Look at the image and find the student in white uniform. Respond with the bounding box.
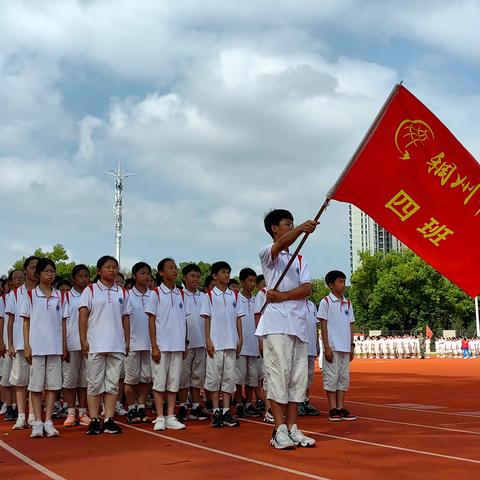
[124,262,153,425]
[146,258,188,431]
[318,270,357,423]
[298,299,320,417]
[22,258,68,438]
[79,255,131,435]
[1,269,24,421]
[255,209,317,449]
[177,264,209,422]
[7,256,39,430]
[234,268,262,419]
[201,261,244,429]
[63,264,91,428]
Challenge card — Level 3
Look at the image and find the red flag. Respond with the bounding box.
[331,85,480,297]
[425,325,434,339]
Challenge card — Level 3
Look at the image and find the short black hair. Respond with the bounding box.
[239,268,257,281]
[8,269,24,281]
[23,255,40,270]
[325,270,346,287]
[256,274,264,285]
[211,261,231,275]
[72,264,90,278]
[264,209,293,238]
[182,263,201,276]
[96,255,118,270]
[56,279,72,289]
[227,279,239,286]
[204,274,214,289]
[124,278,135,289]
[35,258,56,275]
[132,262,152,276]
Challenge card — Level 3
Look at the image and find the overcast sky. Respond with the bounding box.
[1,0,479,280]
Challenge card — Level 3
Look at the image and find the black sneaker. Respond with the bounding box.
[304,402,321,417]
[223,410,240,427]
[245,404,262,418]
[176,405,188,423]
[236,404,245,418]
[86,417,102,435]
[211,409,223,428]
[4,406,16,421]
[328,408,342,422]
[137,407,151,423]
[338,408,357,421]
[188,406,209,421]
[255,398,266,412]
[205,399,213,412]
[127,408,141,424]
[102,417,122,434]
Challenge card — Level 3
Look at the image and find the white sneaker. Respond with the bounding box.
[165,415,186,430]
[44,420,60,437]
[30,421,44,438]
[28,415,35,428]
[288,424,316,447]
[270,424,295,449]
[115,402,127,416]
[153,416,166,431]
[12,417,27,430]
[0,403,7,415]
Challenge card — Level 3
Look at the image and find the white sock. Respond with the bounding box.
[179,403,186,408]
[192,403,199,409]
[137,404,145,410]
[128,405,136,412]
[18,413,26,420]
[222,408,229,414]
[245,402,251,408]
[78,408,86,416]
[28,413,35,421]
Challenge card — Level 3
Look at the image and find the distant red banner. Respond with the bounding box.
[331,85,480,297]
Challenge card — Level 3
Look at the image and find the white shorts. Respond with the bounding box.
[152,351,183,393]
[63,351,87,389]
[235,355,258,387]
[29,355,62,392]
[322,351,350,392]
[9,350,30,387]
[0,355,13,387]
[263,334,307,404]
[125,350,152,385]
[86,352,125,396]
[307,355,316,387]
[204,349,236,394]
[179,347,206,389]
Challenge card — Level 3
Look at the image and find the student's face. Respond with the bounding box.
[161,260,178,282]
[206,281,215,291]
[98,260,119,283]
[272,218,295,237]
[214,269,230,287]
[39,266,56,286]
[59,284,71,293]
[256,279,266,290]
[134,267,151,289]
[229,283,239,292]
[73,269,90,290]
[329,277,346,296]
[147,275,155,290]
[241,275,256,294]
[115,274,125,287]
[10,271,25,289]
[25,259,38,283]
[183,271,201,291]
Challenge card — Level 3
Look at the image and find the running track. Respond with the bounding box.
[1,358,480,480]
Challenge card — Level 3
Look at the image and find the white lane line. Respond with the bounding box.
[121,423,330,480]
[0,439,66,480]
[241,420,480,465]
[309,396,480,418]
[315,410,480,436]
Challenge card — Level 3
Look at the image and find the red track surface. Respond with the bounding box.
[2,358,480,480]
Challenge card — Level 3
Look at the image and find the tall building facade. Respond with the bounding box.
[349,205,404,273]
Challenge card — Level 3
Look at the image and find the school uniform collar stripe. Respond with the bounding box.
[328,292,345,303]
[212,286,232,296]
[96,281,119,291]
[183,288,200,297]
[34,286,59,298]
[132,286,151,297]
[159,283,179,295]
[70,288,82,297]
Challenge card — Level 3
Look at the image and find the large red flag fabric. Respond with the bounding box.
[331,85,480,297]
[425,325,434,339]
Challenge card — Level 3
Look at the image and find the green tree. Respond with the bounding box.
[349,250,475,335]
[12,244,96,280]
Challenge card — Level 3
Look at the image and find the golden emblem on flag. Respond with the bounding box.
[394,119,434,160]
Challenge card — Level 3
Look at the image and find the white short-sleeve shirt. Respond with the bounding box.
[183,288,206,349]
[20,287,68,356]
[128,287,152,351]
[254,288,266,315]
[306,300,319,356]
[238,292,258,357]
[79,281,131,354]
[0,293,7,345]
[144,284,189,352]
[201,286,245,351]
[64,287,83,351]
[316,292,355,353]
[255,244,311,342]
[5,285,29,351]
